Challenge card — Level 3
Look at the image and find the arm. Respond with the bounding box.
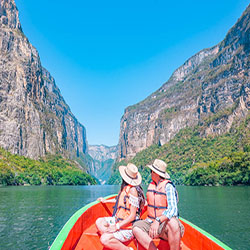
[161,183,178,221]
[154,183,178,224]
[97,197,116,203]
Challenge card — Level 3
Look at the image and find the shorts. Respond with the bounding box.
[104,217,134,242]
[133,217,184,240]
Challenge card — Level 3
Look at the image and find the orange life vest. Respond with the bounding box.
[115,185,134,229]
[146,179,172,221]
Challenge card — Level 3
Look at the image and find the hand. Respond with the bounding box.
[97,197,105,203]
[106,224,116,233]
[149,220,160,239]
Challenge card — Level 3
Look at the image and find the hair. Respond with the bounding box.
[135,184,146,214]
[120,179,128,192]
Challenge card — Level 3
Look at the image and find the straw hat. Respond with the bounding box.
[148,159,170,179]
[119,163,142,186]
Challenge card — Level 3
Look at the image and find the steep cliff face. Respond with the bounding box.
[118,5,250,160]
[88,145,118,184]
[0,0,87,159]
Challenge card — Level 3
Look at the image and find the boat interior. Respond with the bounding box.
[60,196,224,250]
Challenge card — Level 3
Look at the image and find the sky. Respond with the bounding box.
[15,0,249,146]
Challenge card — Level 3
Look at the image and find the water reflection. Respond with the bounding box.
[177,186,250,250]
[0,185,120,249]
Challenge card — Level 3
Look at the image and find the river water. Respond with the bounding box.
[0,185,249,250]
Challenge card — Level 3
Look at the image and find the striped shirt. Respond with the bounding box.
[162,183,178,219]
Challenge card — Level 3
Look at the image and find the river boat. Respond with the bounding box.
[50,194,231,250]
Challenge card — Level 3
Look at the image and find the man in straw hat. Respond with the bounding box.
[133,159,184,250]
[96,163,145,250]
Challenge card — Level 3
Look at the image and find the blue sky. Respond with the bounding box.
[15,0,249,146]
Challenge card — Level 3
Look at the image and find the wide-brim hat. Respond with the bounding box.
[147,159,170,179]
[119,163,142,186]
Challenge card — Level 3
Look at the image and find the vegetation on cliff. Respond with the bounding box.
[0,149,97,186]
[109,114,250,186]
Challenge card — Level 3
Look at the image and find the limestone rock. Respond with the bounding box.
[88,145,118,184]
[118,4,250,160]
[0,0,87,159]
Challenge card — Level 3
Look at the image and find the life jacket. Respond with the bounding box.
[146,179,175,221]
[115,185,135,229]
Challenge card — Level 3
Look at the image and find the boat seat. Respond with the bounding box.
[81,223,99,237]
[74,224,135,250]
[74,224,189,250]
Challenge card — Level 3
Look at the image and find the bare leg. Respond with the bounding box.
[95,218,109,234]
[132,227,158,250]
[100,233,130,250]
[167,218,181,250]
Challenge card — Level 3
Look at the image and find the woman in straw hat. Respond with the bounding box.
[96,163,145,250]
[132,159,184,250]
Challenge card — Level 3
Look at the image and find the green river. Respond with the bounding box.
[0,185,250,250]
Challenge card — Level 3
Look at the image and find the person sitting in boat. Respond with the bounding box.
[96,163,145,250]
[132,159,184,250]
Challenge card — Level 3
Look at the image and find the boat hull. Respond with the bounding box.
[50,194,231,250]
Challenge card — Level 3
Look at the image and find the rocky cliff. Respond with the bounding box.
[88,145,118,184]
[0,0,87,160]
[118,4,250,160]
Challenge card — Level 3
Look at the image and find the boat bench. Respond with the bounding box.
[74,224,171,250]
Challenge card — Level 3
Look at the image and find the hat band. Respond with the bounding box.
[125,169,138,180]
[152,164,165,174]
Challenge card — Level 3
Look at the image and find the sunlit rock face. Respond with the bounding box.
[118,5,250,160]
[0,0,87,159]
